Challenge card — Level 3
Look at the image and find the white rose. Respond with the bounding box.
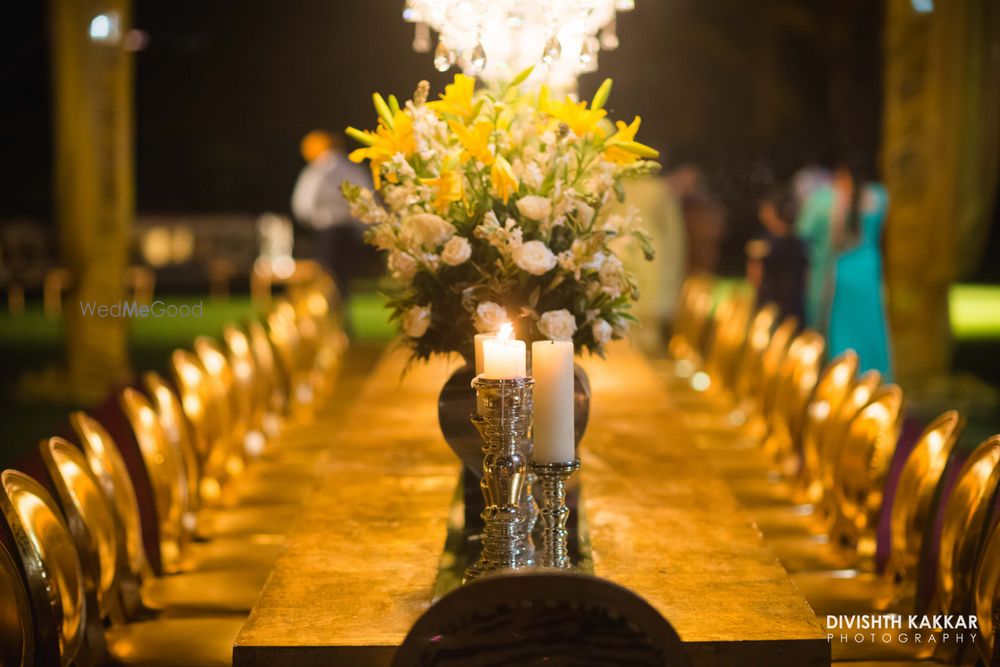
[512,240,557,276]
[401,212,456,248]
[516,195,552,222]
[387,250,418,281]
[473,301,507,333]
[592,319,613,345]
[598,254,626,297]
[441,236,472,266]
[402,305,431,338]
[537,309,578,341]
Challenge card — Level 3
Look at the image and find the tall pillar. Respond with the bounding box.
[50,0,134,401]
[881,0,1000,387]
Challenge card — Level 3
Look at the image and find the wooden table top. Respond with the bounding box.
[233,343,829,667]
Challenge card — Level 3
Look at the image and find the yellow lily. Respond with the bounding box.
[449,120,494,166]
[541,88,607,137]
[422,168,464,213]
[490,155,517,204]
[427,73,476,120]
[348,110,416,189]
[604,116,659,163]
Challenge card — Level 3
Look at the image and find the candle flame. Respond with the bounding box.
[497,322,513,344]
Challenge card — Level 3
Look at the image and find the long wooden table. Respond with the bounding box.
[234,343,829,666]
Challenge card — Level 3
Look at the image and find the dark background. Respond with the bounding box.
[2,0,998,277]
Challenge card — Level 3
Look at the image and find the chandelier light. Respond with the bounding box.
[403,0,636,90]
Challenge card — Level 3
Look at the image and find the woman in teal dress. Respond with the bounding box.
[795,165,893,378]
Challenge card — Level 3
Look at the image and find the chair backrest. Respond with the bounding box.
[885,411,964,586]
[391,571,693,667]
[247,319,288,418]
[223,324,263,436]
[194,336,242,456]
[819,369,882,514]
[767,330,825,460]
[171,349,229,501]
[936,436,1000,618]
[39,437,123,622]
[703,294,752,392]
[0,540,33,667]
[733,303,779,401]
[758,316,799,421]
[834,384,904,557]
[70,411,148,581]
[0,470,86,666]
[120,388,188,572]
[800,350,859,497]
[267,300,306,399]
[144,372,201,511]
[973,505,1000,666]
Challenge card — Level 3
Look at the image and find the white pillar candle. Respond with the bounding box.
[474,333,494,375]
[531,340,575,463]
[482,323,526,379]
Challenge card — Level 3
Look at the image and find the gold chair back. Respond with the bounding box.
[0,540,33,667]
[800,350,859,498]
[120,388,188,572]
[268,300,310,405]
[767,330,825,461]
[144,372,201,511]
[758,316,799,420]
[0,470,85,666]
[39,437,121,618]
[936,435,1000,618]
[733,303,779,401]
[668,275,714,364]
[223,325,262,436]
[835,384,904,557]
[885,411,964,585]
[973,504,1000,666]
[819,369,882,514]
[172,349,229,500]
[248,319,288,418]
[703,294,753,393]
[70,412,148,581]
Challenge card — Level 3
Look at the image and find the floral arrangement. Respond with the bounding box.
[342,70,660,361]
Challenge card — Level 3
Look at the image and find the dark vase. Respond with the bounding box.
[437,357,591,531]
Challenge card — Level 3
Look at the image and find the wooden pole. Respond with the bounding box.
[50,0,133,401]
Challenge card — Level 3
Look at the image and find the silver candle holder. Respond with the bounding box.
[530,458,581,569]
[465,375,533,582]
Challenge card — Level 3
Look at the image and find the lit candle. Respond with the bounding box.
[482,323,526,379]
[474,333,494,375]
[531,339,575,463]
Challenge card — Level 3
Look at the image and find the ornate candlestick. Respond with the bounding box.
[465,375,533,582]
[530,458,580,569]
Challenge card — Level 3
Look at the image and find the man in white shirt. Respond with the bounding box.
[291,130,371,306]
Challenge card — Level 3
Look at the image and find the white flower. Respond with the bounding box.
[387,250,418,281]
[538,309,578,341]
[401,212,456,248]
[473,301,507,333]
[512,240,557,275]
[516,195,552,222]
[402,305,431,338]
[592,319,613,345]
[441,236,472,266]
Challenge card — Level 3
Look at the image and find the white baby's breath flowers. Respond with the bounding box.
[401,213,456,248]
[441,236,472,266]
[402,305,431,338]
[513,240,557,276]
[473,301,508,333]
[538,309,578,341]
[387,250,418,281]
[516,195,552,222]
[592,319,613,345]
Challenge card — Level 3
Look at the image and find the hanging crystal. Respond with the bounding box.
[402,0,419,22]
[579,35,599,67]
[615,0,635,10]
[468,39,487,74]
[434,40,455,72]
[600,17,619,50]
[412,22,431,53]
[542,34,562,65]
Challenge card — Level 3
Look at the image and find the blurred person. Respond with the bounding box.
[796,156,892,376]
[669,165,725,275]
[746,184,807,324]
[291,129,371,305]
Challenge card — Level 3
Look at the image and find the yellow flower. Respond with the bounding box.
[541,89,607,137]
[422,169,464,213]
[490,155,517,204]
[603,115,660,163]
[427,73,476,120]
[449,120,494,166]
[348,110,416,188]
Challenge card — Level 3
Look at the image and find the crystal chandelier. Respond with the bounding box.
[403,0,635,91]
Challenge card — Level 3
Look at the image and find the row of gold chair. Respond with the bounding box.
[0,275,345,666]
[667,276,1000,666]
